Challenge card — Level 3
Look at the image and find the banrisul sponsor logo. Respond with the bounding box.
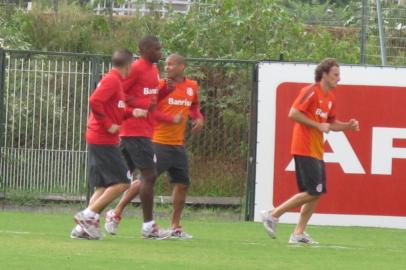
[168,98,192,106]
[144,88,158,95]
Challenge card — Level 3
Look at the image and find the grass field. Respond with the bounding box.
[1,209,405,270]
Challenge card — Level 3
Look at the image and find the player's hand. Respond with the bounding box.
[173,112,183,124]
[318,123,330,133]
[133,108,148,118]
[166,78,176,90]
[348,119,360,131]
[107,124,120,134]
[191,118,204,134]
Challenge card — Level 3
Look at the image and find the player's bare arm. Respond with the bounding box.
[288,108,330,133]
[173,112,183,124]
[329,119,359,132]
[132,108,148,118]
[107,124,121,134]
[191,118,204,134]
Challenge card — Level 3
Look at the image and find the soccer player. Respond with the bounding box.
[105,54,204,239]
[70,49,137,240]
[114,35,169,239]
[261,58,359,244]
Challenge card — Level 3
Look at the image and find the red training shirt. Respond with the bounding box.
[120,58,160,138]
[86,69,126,145]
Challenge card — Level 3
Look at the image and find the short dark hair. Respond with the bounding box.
[315,58,339,82]
[138,35,160,52]
[111,49,133,68]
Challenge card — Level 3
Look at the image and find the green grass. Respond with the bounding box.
[0,210,406,270]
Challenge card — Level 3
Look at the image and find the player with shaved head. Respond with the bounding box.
[105,54,204,239]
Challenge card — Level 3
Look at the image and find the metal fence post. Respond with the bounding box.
[85,55,102,206]
[0,48,7,208]
[376,0,387,65]
[360,0,368,64]
[245,63,259,221]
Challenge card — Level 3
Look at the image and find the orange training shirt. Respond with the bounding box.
[152,78,201,145]
[290,83,336,160]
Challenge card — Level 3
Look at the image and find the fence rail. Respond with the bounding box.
[0,49,256,218]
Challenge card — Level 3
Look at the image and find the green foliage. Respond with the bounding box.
[0,5,31,49]
[1,0,361,62]
[280,0,362,26]
[0,0,368,198]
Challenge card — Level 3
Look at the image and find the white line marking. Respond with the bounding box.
[0,230,30,235]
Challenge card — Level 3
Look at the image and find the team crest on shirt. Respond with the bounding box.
[328,101,332,109]
[117,100,125,108]
[186,87,194,97]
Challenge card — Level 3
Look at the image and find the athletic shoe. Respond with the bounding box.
[104,209,121,235]
[171,226,193,239]
[288,232,319,245]
[74,211,102,240]
[261,210,278,239]
[142,223,171,240]
[70,226,90,240]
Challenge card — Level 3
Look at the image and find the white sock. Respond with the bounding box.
[142,220,155,231]
[75,225,83,232]
[83,208,99,219]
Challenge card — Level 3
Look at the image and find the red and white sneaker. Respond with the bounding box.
[104,209,121,235]
[74,211,102,240]
[70,225,90,240]
[141,223,171,240]
[171,226,193,239]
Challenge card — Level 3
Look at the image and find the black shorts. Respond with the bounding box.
[294,155,326,196]
[154,143,190,185]
[87,144,131,188]
[120,137,156,173]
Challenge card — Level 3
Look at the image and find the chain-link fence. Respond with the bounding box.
[361,0,406,65]
[0,49,256,216]
[282,0,406,66]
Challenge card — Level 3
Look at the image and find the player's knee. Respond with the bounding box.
[177,183,189,191]
[305,192,321,200]
[141,169,157,183]
[119,182,130,192]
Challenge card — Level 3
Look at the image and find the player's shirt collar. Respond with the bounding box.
[139,57,154,66]
[110,68,123,80]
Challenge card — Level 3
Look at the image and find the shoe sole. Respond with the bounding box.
[70,234,90,240]
[170,236,193,240]
[288,241,319,245]
[142,234,172,240]
[262,222,276,239]
[260,211,276,239]
[74,218,102,240]
[104,223,117,235]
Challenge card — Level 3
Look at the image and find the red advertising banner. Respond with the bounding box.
[274,82,406,216]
